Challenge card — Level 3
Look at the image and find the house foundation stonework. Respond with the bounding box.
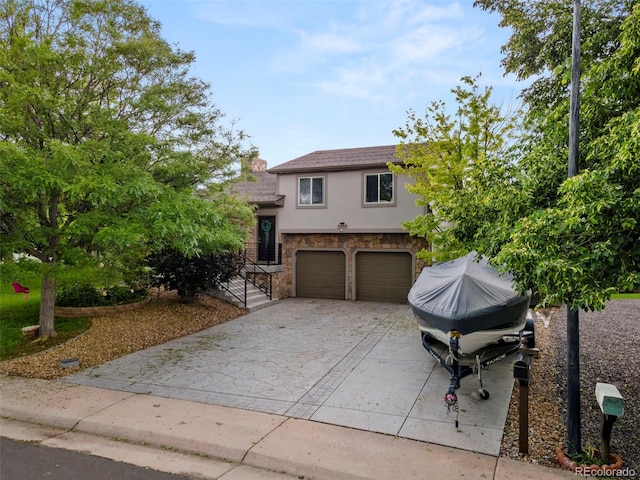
[271,233,428,300]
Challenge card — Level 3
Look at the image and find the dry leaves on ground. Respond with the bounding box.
[0,291,246,380]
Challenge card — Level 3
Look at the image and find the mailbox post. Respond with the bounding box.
[513,345,539,454]
[595,382,624,462]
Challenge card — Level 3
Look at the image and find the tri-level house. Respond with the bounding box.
[228,145,429,307]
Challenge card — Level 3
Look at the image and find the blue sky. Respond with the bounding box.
[140,0,526,167]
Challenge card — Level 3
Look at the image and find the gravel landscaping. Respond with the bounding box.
[1,292,637,476]
[501,300,639,477]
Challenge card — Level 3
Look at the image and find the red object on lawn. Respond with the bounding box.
[11,282,30,300]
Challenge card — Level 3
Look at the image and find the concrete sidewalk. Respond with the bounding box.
[0,376,575,480]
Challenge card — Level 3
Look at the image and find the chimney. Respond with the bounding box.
[251,158,267,172]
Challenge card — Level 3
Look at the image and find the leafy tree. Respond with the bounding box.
[147,250,244,303]
[472,0,639,458]
[475,0,637,209]
[474,0,640,310]
[0,0,255,338]
[390,75,525,262]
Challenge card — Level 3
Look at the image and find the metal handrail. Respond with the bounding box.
[244,243,282,266]
[218,276,248,307]
[217,249,274,307]
[242,257,272,300]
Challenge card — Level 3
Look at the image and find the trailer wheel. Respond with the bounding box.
[523,317,536,348]
[479,389,490,400]
[421,332,437,344]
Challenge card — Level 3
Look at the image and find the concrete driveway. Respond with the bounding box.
[65,298,516,456]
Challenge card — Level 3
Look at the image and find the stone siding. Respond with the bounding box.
[271,233,428,300]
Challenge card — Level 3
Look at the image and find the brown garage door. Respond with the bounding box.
[356,252,412,302]
[296,251,346,299]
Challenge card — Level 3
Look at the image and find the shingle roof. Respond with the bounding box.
[268,145,401,174]
[230,171,284,205]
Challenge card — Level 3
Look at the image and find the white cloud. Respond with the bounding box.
[191,1,290,28]
[185,0,488,104]
[298,30,363,54]
[267,1,490,103]
[141,0,527,165]
[384,0,464,27]
[311,60,390,101]
[390,26,467,64]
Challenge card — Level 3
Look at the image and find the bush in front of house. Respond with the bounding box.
[56,284,148,307]
[147,249,244,303]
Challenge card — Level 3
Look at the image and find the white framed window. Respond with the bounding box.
[298,176,324,206]
[364,172,394,204]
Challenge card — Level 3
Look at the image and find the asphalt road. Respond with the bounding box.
[0,437,191,480]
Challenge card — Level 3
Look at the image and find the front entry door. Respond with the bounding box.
[257,215,276,263]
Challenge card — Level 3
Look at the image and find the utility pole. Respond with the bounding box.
[567,0,582,455]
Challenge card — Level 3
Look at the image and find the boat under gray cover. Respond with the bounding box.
[408,252,530,335]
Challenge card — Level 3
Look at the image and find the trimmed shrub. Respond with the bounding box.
[147,250,243,303]
[56,284,147,307]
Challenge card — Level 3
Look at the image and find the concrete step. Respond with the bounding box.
[211,277,277,312]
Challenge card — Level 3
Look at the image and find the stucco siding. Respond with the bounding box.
[276,170,424,232]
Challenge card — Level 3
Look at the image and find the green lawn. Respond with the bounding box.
[0,274,90,361]
[611,293,640,299]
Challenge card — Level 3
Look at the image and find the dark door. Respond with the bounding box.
[257,215,276,263]
[296,251,346,299]
[356,252,412,302]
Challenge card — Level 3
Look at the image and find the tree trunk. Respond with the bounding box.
[39,275,57,339]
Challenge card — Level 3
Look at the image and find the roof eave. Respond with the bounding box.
[253,195,285,207]
[268,161,403,175]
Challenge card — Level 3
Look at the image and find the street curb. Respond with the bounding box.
[0,376,577,480]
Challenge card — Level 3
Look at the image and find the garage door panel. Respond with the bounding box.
[296,251,345,299]
[356,252,412,303]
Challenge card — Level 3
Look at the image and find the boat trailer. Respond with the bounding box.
[421,319,535,427]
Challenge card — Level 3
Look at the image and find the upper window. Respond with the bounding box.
[365,173,394,204]
[298,176,324,206]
